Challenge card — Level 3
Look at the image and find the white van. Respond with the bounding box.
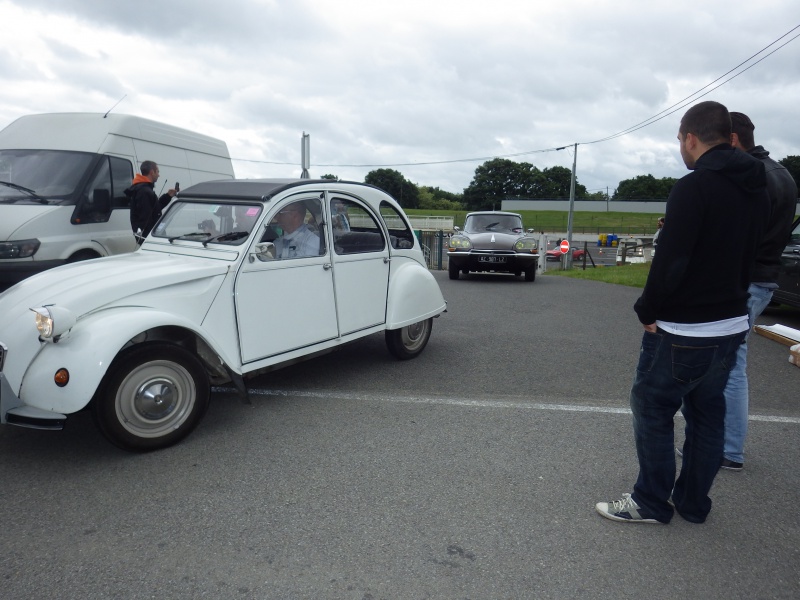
[0,113,235,285]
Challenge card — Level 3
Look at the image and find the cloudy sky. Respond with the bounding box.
[1,0,798,195]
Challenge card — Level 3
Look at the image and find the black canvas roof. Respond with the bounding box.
[178,178,329,201]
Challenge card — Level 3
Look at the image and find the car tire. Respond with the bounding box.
[92,343,210,452]
[448,262,460,280]
[524,266,536,282]
[385,318,433,360]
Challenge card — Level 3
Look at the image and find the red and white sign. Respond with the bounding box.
[560,240,570,254]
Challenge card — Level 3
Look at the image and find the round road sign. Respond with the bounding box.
[560,240,570,253]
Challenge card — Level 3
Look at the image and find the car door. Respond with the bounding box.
[328,194,390,335]
[235,195,338,364]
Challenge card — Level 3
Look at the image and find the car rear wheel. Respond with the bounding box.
[385,318,433,360]
[448,261,460,280]
[92,343,210,452]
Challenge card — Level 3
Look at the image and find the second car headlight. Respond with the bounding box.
[0,239,40,259]
[448,235,472,250]
[31,305,77,341]
[514,238,538,253]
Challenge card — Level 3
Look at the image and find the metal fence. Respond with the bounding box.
[417,230,447,270]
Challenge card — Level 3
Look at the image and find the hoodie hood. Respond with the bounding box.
[124,175,154,197]
[696,143,766,195]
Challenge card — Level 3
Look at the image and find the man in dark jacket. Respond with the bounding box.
[721,112,798,471]
[125,161,177,244]
[596,101,768,525]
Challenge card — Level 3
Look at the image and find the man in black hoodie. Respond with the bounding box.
[125,161,177,244]
[596,101,768,525]
[721,112,798,471]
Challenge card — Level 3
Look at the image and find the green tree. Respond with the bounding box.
[613,174,677,200]
[779,155,800,189]
[462,158,540,210]
[364,168,420,208]
[419,186,463,210]
[320,173,339,181]
[539,166,589,198]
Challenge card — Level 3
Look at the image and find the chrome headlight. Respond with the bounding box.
[514,238,538,253]
[0,239,40,259]
[31,305,77,341]
[448,235,472,250]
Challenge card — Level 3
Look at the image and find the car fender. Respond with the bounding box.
[386,258,446,329]
[19,308,227,415]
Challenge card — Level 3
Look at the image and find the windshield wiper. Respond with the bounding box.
[168,231,212,243]
[0,180,49,204]
[203,231,250,246]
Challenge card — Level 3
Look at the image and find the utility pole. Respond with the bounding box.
[566,143,577,267]
[300,132,310,179]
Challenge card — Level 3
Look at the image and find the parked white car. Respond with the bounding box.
[0,179,446,451]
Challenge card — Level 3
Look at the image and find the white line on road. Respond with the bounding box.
[213,387,800,424]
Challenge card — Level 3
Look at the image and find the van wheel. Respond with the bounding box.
[92,344,210,452]
[385,318,433,360]
[67,250,101,263]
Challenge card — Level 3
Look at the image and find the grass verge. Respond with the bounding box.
[544,263,651,288]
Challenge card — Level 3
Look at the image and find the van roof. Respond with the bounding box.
[0,113,230,158]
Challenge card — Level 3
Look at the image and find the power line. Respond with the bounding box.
[231,24,799,170]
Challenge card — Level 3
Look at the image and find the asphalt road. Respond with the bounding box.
[1,271,798,599]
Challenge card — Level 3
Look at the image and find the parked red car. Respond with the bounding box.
[545,246,586,261]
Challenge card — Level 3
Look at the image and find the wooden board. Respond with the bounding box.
[754,324,800,347]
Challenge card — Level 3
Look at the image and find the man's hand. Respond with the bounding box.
[643,323,657,333]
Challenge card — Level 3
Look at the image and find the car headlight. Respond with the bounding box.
[448,235,472,250]
[514,238,538,253]
[0,239,40,258]
[31,305,77,341]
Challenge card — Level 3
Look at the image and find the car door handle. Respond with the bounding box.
[323,263,332,270]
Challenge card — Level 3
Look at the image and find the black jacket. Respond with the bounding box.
[125,178,171,238]
[749,145,798,284]
[634,144,768,326]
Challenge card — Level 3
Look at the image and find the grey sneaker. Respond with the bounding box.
[595,493,662,524]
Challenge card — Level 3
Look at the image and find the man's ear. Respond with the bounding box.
[730,132,741,149]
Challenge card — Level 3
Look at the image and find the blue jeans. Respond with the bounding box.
[723,284,774,464]
[630,329,745,523]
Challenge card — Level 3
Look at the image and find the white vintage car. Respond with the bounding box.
[0,179,446,451]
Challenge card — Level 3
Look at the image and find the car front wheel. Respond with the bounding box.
[385,318,433,360]
[92,343,210,452]
[524,266,536,282]
[448,261,460,280]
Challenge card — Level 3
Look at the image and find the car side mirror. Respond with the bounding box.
[251,242,276,262]
[453,226,461,233]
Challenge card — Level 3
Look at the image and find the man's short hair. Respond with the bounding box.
[730,112,756,151]
[140,160,158,176]
[679,101,731,145]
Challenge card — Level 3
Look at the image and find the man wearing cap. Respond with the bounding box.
[720,112,798,471]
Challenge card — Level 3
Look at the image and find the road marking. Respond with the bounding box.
[213,387,800,424]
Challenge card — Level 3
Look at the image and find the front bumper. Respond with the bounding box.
[448,250,538,273]
[1,371,66,430]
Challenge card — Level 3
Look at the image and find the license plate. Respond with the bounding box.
[479,256,506,263]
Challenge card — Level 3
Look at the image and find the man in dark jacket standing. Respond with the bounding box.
[125,161,177,244]
[720,112,798,471]
[596,101,768,525]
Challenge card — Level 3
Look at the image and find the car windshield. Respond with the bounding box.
[152,200,263,246]
[464,214,523,234]
[0,149,95,204]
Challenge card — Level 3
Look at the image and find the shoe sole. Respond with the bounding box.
[595,504,661,524]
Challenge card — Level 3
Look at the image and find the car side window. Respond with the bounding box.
[110,157,133,209]
[72,158,113,224]
[379,202,415,249]
[269,198,326,259]
[332,198,386,255]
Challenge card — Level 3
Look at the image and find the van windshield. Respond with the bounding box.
[0,149,95,204]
